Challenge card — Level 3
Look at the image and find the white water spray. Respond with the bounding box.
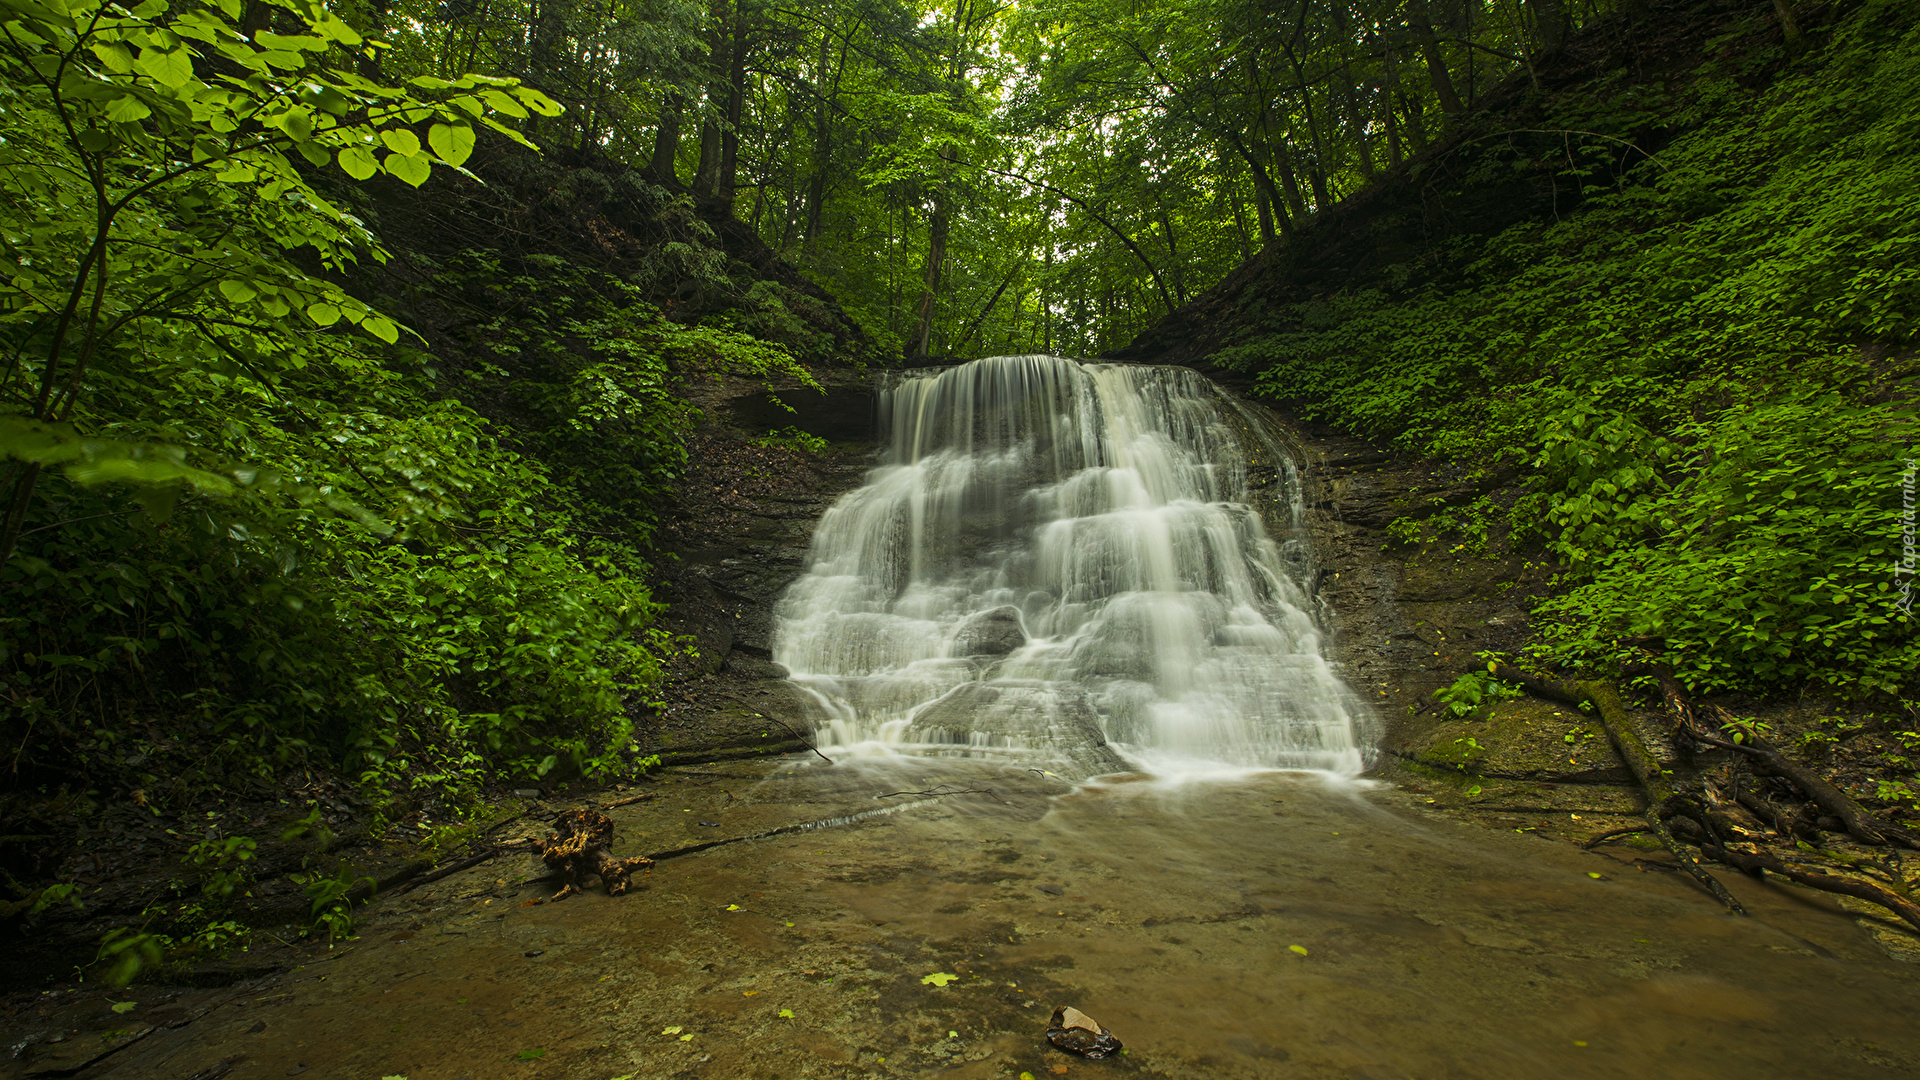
[772,356,1367,777]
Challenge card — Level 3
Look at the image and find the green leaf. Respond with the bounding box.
[103,94,152,122]
[337,145,378,180]
[306,302,342,327]
[920,972,957,986]
[428,122,474,166]
[384,151,430,187]
[133,46,194,89]
[91,42,134,73]
[479,89,528,118]
[218,279,258,303]
[111,1001,136,1014]
[380,128,422,156]
[277,108,313,142]
[362,315,400,344]
[513,86,565,117]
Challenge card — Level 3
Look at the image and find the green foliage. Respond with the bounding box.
[442,250,816,536]
[186,834,257,901]
[754,426,828,454]
[1432,672,1523,719]
[294,868,371,942]
[0,0,676,802]
[1221,5,1920,698]
[95,928,164,987]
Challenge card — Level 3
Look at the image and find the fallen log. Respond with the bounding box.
[1487,663,1746,914]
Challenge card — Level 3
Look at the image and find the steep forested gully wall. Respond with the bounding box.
[0,0,1914,979]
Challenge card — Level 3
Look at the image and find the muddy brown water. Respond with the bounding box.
[12,759,1919,1080]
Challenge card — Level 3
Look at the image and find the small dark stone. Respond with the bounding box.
[1046,1005,1122,1059]
[524,950,545,958]
[698,821,721,827]
[246,1021,267,1034]
[285,1066,307,1076]
[1036,884,1064,896]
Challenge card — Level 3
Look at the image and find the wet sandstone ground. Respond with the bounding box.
[17,758,1918,1080]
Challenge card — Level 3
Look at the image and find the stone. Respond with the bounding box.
[1046,1005,1122,1059]
[952,606,1026,656]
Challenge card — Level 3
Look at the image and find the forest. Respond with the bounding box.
[1,0,1917,1023]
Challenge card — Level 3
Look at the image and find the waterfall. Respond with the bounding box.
[772,355,1367,777]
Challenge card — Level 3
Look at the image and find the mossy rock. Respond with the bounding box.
[1406,697,1632,784]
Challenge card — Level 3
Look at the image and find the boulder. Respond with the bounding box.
[952,606,1026,656]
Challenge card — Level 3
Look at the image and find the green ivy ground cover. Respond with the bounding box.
[1218,0,1918,700]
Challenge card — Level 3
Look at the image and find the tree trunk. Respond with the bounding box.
[1340,64,1377,178]
[1528,0,1569,53]
[716,1,751,207]
[1272,139,1309,221]
[1406,0,1465,117]
[1401,90,1429,151]
[802,31,834,247]
[1771,0,1804,52]
[909,160,952,358]
[1380,33,1405,167]
[1253,180,1276,242]
[691,3,731,200]
[650,93,683,183]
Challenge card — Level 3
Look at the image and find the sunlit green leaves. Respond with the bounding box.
[337,145,379,180]
[133,45,192,88]
[429,122,474,165]
[385,150,431,187]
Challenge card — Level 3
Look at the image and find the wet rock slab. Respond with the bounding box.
[47,771,1920,1080]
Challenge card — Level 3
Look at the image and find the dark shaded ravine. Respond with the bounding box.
[9,358,1917,1080]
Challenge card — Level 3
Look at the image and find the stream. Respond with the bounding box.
[21,358,1919,1079]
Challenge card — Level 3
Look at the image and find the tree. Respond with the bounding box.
[0,0,556,565]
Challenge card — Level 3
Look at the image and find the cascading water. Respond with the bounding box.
[772,355,1367,777]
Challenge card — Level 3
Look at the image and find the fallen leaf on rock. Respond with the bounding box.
[111,1001,136,1014]
[662,1026,683,1035]
[725,904,743,911]
[921,972,958,987]
[778,1009,794,1018]
[1289,945,1309,956]
[512,1048,546,1060]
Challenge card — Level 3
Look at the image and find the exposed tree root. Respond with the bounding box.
[541,809,653,901]
[1488,663,1746,914]
[1487,660,1920,936]
[1699,841,1920,933]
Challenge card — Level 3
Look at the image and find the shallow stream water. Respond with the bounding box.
[52,760,1920,1080]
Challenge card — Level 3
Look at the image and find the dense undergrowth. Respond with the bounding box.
[1214,0,1918,701]
[0,0,848,836]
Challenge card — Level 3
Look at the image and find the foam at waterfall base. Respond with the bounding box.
[772,355,1370,780]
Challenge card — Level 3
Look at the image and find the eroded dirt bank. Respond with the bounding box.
[10,761,1918,1080]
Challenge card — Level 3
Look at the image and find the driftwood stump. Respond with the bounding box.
[541,809,652,900]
